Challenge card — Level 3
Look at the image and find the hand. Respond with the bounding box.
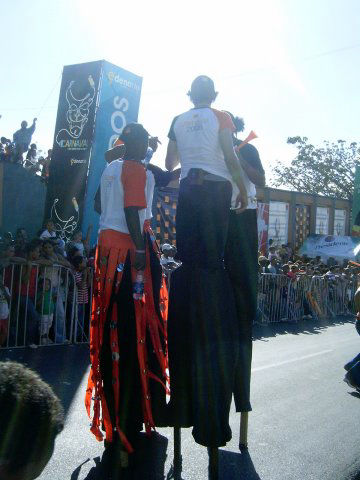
[33,117,37,122]
[149,136,161,152]
[134,251,146,271]
[234,192,248,214]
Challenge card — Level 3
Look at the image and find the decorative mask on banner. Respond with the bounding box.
[56,76,96,146]
[50,197,79,240]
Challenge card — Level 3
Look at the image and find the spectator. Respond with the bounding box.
[40,220,66,256]
[24,143,38,171]
[36,277,55,345]
[268,246,278,261]
[268,257,279,274]
[15,227,28,258]
[0,282,11,347]
[40,219,57,240]
[20,239,52,347]
[0,243,26,264]
[0,137,12,162]
[12,118,37,162]
[41,240,70,343]
[258,255,269,273]
[72,255,89,342]
[67,226,92,258]
[0,361,64,480]
[41,148,52,182]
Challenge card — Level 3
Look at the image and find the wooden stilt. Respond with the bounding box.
[174,427,182,479]
[208,447,219,480]
[239,411,249,450]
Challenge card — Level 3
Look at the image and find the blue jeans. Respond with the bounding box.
[20,296,40,345]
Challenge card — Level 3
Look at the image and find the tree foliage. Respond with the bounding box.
[271,137,360,200]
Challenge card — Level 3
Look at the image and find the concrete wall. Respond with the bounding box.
[0,163,47,239]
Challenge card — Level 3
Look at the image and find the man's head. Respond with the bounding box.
[0,362,64,480]
[282,264,290,274]
[47,149,52,157]
[120,123,149,161]
[26,239,42,261]
[222,111,245,133]
[29,144,36,151]
[21,121,28,129]
[258,255,268,267]
[44,220,55,233]
[1,244,15,258]
[1,137,9,145]
[269,246,276,253]
[270,257,277,266]
[187,75,217,106]
[16,228,28,242]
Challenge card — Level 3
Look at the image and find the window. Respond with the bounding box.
[315,207,329,235]
[268,202,289,246]
[334,209,346,236]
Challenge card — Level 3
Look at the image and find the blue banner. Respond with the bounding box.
[82,61,142,245]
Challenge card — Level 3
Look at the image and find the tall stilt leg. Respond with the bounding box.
[239,411,249,450]
[208,447,219,480]
[174,427,182,479]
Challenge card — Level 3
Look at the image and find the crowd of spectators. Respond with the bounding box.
[0,221,94,348]
[0,118,51,182]
[257,239,359,322]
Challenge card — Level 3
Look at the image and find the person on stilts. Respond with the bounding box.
[85,123,169,471]
[223,112,265,448]
[164,76,248,461]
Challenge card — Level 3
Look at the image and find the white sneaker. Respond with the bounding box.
[29,343,38,349]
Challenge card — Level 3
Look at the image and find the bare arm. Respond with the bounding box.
[124,207,145,271]
[236,145,265,186]
[165,140,179,172]
[219,128,248,210]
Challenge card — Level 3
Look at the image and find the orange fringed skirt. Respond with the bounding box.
[85,222,168,452]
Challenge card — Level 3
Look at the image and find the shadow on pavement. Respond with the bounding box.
[219,449,261,479]
[253,315,356,341]
[72,432,168,480]
[0,344,90,414]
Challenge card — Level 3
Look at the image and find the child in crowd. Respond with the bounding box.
[72,255,89,342]
[0,361,64,480]
[40,220,66,256]
[0,282,10,347]
[67,225,92,258]
[40,219,57,240]
[37,277,54,345]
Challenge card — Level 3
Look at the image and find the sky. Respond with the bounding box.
[1,0,360,184]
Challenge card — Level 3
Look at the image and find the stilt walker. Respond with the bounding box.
[165,76,248,479]
[223,113,265,450]
[85,123,169,471]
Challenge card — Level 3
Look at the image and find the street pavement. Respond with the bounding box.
[1,315,359,480]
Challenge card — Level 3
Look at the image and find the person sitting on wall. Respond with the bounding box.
[0,361,64,480]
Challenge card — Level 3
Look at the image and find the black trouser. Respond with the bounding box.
[168,174,239,447]
[225,209,258,412]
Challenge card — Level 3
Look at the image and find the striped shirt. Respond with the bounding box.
[74,270,89,304]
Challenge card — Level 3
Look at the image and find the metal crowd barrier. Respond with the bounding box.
[0,261,78,348]
[1,261,357,350]
[257,273,357,324]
